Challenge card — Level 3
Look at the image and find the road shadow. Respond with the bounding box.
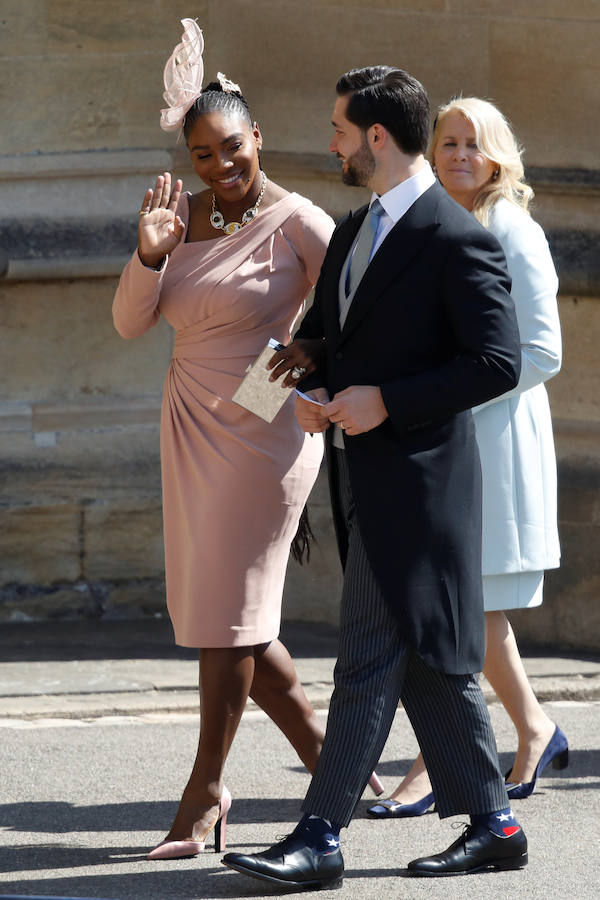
[0,797,306,840]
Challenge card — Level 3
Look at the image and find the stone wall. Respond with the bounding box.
[1,1,599,651]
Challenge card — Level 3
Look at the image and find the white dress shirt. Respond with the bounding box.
[369,160,436,257]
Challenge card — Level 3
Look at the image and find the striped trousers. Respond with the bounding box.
[302,448,508,826]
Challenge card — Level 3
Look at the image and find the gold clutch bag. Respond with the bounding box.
[232,339,293,423]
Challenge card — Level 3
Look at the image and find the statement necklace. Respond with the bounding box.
[210,172,267,236]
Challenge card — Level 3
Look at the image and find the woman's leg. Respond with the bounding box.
[384,610,556,801]
[483,610,555,784]
[164,646,255,841]
[386,751,432,803]
[250,638,324,773]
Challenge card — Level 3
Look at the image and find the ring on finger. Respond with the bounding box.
[291,365,307,379]
[340,421,345,430]
[138,209,149,216]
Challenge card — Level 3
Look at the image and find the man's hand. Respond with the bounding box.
[324,386,388,435]
[295,388,331,433]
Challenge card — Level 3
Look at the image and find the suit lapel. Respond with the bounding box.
[321,206,367,338]
[338,183,442,345]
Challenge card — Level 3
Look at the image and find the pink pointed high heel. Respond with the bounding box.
[147,786,232,860]
[369,772,384,796]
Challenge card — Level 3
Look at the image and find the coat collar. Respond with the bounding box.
[330,182,444,345]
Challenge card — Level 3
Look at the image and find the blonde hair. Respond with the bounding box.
[430,97,533,226]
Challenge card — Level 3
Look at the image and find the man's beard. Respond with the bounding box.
[341,136,375,186]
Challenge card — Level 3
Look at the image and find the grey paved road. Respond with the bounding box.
[1,699,598,899]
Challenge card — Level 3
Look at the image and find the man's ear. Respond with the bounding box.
[370,123,385,146]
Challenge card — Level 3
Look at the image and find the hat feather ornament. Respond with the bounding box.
[160,18,204,133]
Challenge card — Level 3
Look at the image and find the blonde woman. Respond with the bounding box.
[369,97,567,817]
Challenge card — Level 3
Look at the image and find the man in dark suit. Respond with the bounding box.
[223,66,528,889]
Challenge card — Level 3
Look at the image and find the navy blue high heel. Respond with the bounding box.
[505,724,568,799]
[367,791,435,818]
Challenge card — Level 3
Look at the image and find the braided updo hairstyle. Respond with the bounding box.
[183,81,252,140]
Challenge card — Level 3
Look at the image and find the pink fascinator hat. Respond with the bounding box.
[160,18,204,133]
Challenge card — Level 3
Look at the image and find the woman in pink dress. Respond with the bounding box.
[112,21,348,859]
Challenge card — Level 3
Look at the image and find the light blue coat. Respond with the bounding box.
[473,198,561,574]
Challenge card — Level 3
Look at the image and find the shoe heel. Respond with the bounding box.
[317,876,343,890]
[494,852,528,871]
[368,772,384,796]
[553,748,569,770]
[214,811,227,853]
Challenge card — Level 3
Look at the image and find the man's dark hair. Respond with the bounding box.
[183,81,252,141]
[336,66,430,155]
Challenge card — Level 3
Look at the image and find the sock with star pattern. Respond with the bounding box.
[294,813,342,854]
[472,807,521,838]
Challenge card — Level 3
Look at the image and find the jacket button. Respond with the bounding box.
[335,351,343,359]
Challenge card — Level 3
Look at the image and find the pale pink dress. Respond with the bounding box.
[113,192,334,647]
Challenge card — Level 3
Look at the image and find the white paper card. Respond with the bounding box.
[295,389,326,406]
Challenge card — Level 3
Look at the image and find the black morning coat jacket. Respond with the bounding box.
[296,181,521,675]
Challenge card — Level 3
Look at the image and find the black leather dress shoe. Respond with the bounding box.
[222,833,344,890]
[407,823,528,876]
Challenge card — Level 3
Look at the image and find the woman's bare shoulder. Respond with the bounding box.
[262,179,290,208]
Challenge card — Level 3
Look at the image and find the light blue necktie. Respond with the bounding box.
[345,198,385,298]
